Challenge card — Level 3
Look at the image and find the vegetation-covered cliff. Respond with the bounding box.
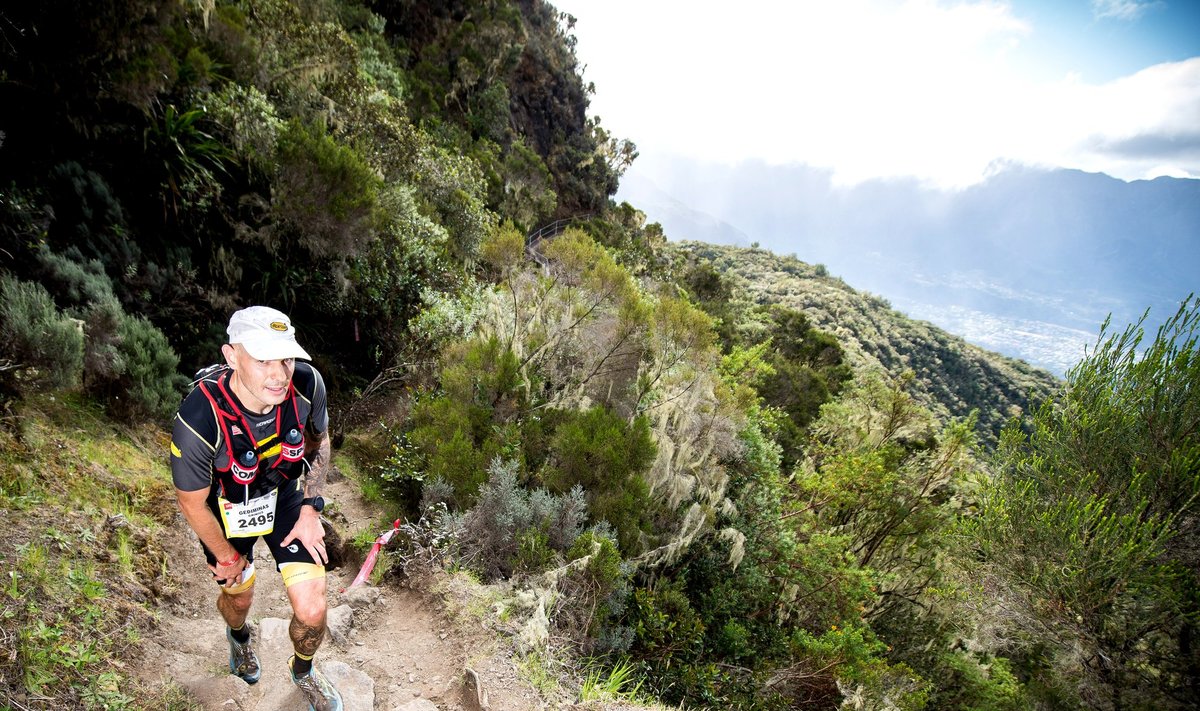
[2,1,1196,710]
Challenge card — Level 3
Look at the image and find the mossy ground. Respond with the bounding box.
[0,392,192,710]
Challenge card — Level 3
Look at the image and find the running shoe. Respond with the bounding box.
[226,626,261,684]
[291,658,344,711]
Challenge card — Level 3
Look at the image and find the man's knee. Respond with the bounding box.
[219,585,255,614]
[292,596,326,628]
[281,565,327,626]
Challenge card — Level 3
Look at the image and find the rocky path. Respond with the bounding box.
[136,476,545,711]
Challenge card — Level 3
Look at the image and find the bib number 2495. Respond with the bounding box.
[218,488,279,538]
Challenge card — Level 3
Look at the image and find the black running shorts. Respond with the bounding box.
[200,479,317,573]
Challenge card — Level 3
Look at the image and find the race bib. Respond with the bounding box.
[218,488,278,538]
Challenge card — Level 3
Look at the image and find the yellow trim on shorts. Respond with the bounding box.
[280,562,326,587]
[220,565,257,594]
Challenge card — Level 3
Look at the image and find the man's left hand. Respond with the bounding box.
[281,506,327,565]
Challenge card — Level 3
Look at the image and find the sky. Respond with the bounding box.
[552,0,1200,188]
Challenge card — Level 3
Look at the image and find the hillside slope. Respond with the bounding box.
[0,396,662,710]
[668,241,1061,439]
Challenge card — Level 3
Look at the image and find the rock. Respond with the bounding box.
[463,667,491,711]
[393,700,438,711]
[258,616,291,647]
[327,603,355,644]
[253,659,375,711]
[344,584,381,609]
[322,660,375,711]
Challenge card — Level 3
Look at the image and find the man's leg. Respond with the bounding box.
[281,566,342,711]
[217,580,254,629]
[285,574,327,663]
[217,571,261,684]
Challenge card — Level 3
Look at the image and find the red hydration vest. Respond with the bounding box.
[194,367,307,502]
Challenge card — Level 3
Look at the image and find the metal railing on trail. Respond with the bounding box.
[524,214,591,270]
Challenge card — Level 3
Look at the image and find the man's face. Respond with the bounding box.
[221,343,296,414]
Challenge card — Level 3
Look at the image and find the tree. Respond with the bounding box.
[960,296,1200,709]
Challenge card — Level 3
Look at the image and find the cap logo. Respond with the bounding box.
[270,321,288,332]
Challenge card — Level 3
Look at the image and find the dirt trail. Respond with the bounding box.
[136,474,544,711]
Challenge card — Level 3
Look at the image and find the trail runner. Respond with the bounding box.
[170,305,342,711]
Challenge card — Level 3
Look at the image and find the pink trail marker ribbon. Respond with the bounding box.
[344,519,401,591]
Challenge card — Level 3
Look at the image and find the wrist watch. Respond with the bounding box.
[301,495,325,513]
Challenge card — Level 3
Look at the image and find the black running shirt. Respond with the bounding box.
[170,362,328,493]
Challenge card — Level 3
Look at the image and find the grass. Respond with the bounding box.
[580,659,645,702]
[0,390,190,709]
[517,649,564,699]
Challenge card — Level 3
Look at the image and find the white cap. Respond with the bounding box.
[226,306,312,361]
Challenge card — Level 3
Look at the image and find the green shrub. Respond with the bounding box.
[557,530,632,653]
[417,425,491,504]
[543,407,657,554]
[929,652,1025,711]
[207,83,283,174]
[626,580,718,704]
[785,625,925,709]
[459,458,587,580]
[143,103,228,215]
[413,143,492,261]
[43,163,138,284]
[0,275,85,398]
[31,248,113,308]
[963,296,1200,708]
[349,184,446,357]
[409,337,526,503]
[375,423,423,485]
[81,301,186,422]
[274,119,382,258]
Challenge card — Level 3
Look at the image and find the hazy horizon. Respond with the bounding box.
[617,157,1199,376]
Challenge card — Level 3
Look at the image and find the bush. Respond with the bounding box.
[207,83,283,175]
[0,275,85,399]
[626,580,716,704]
[929,652,1024,711]
[274,119,382,258]
[409,395,501,506]
[962,296,1200,708]
[82,300,187,422]
[543,407,657,554]
[30,247,114,310]
[459,458,588,580]
[409,337,526,503]
[555,530,633,654]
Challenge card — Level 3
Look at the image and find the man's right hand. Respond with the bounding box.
[210,554,248,587]
[176,487,250,588]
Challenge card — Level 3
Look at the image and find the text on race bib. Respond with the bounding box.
[218,488,278,538]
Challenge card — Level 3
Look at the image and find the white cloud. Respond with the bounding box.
[1033,58,1200,180]
[559,0,1198,187]
[1091,0,1159,22]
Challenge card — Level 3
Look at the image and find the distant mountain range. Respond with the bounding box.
[619,157,1200,375]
